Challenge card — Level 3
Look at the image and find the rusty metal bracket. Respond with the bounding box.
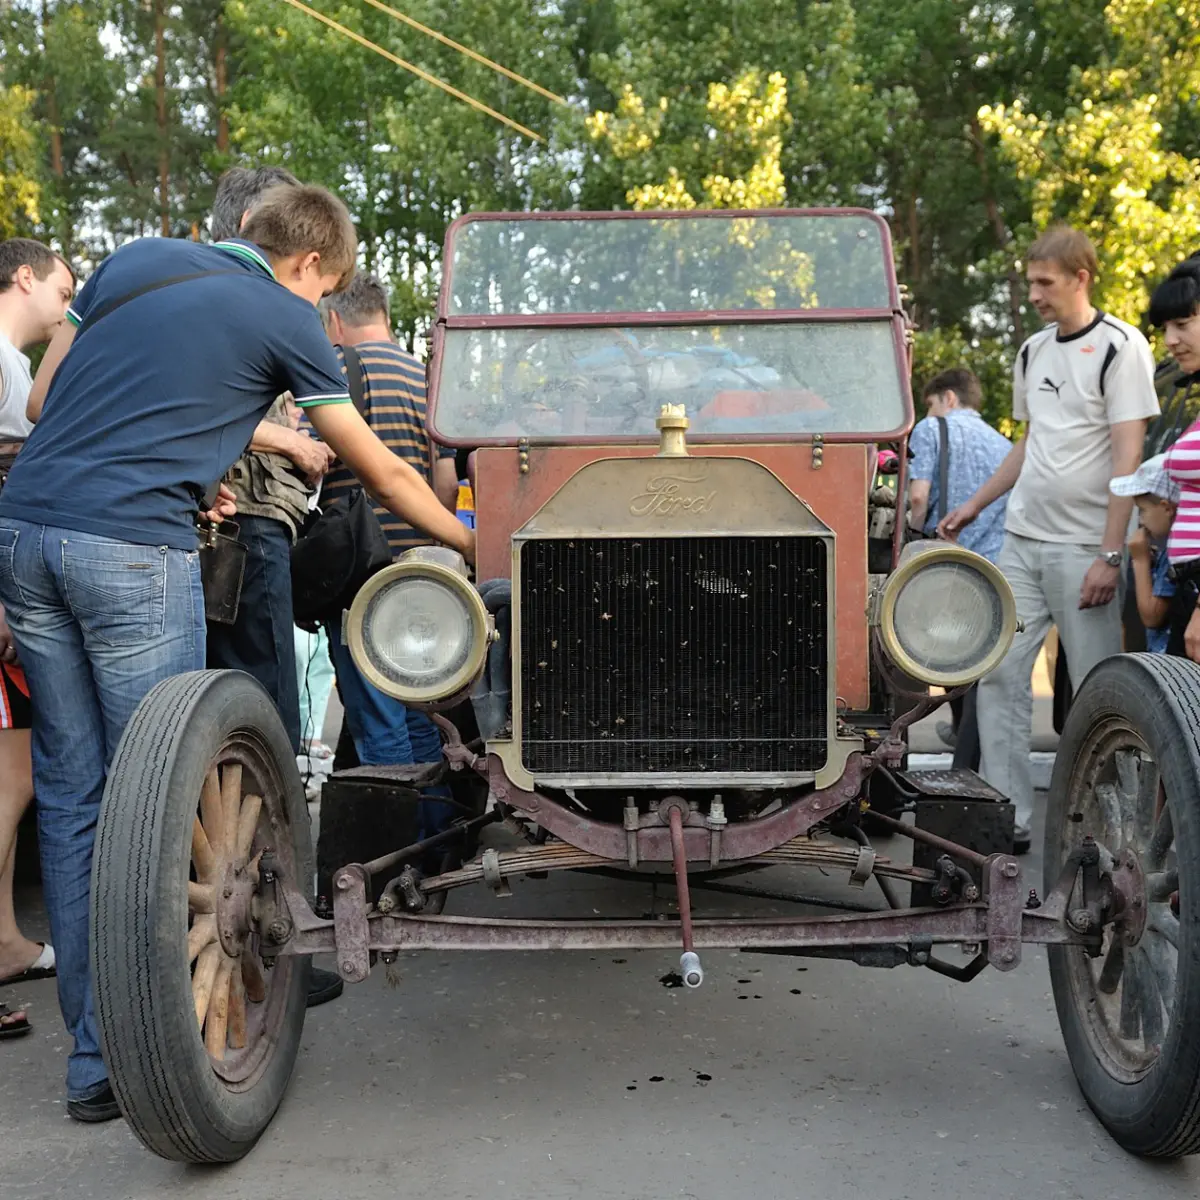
[624,801,639,868]
[706,797,727,869]
[481,847,513,897]
[332,863,371,983]
[487,753,869,862]
[431,712,481,772]
[848,845,876,889]
[985,855,1022,971]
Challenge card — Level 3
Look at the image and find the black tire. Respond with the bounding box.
[1046,653,1200,1157]
[92,670,312,1163]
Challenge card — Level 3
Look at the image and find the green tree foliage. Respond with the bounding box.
[2,0,1198,417]
[980,0,1200,326]
[1,1,120,257]
[0,84,43,239]
[225,0,576,344]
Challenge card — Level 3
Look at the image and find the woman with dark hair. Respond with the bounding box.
[1151,258,1200,657]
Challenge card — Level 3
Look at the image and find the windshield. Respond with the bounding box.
[434,321,906,440]
[446,212,894,315]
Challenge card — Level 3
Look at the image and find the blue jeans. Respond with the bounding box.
[325,620,454,837]
[0,519,204,1100]
[205,515,300,753]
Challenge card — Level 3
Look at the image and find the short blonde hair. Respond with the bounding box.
[1027,224,1099,284]
[240,184,357,291]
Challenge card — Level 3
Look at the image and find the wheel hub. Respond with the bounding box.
[1107,847,1147,948]
[215,859,259,958]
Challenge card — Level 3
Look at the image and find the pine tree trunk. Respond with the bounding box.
[215,17,229,154]
[155,0,170,236]
[907,193,921,306]
[969,115,1024,344]
[40,1,72,253]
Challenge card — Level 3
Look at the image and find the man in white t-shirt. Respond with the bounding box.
[940,225,1159,853]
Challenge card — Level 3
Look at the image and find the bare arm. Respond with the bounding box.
[937,436,1026,539]
[248,421,335,483]
[433,456,459,512]
[1128,538,1169,630]
[1078,418,1148,609]
[26,321,76,423]
[907,478,931,531]
[307,402,474,562]
[1099,419,1147,554]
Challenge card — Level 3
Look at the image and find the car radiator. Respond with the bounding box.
[519,535,828,775]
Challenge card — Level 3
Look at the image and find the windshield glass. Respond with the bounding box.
[446,213,893,315]
[434,321,905,440]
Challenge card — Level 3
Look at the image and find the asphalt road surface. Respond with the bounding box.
[5,791,1200,1200]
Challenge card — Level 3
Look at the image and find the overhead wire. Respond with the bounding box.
[276,0,545,142]
[355,0,568,107]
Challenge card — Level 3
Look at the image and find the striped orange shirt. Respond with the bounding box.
[319,341,454,557]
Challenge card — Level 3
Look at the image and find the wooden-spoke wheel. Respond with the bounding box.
[1058,730,1175,1078]
[1046,654,1200,1158]
[93,671,312,1163]
[188,759,273,1076]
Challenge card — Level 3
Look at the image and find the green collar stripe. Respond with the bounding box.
[214,241,276,280]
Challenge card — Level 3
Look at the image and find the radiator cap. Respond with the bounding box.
[655,404,689,457]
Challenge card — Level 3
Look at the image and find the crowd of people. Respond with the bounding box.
[2,193,1200,1127]
[909,225,1200,853]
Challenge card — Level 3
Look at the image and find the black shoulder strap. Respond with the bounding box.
[935,415,951,525]
[340,343,367,416]
[76,269,242,338]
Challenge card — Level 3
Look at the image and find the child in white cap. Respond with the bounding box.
[1110,453,1181,653]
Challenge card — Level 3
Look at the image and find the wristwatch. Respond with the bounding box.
[1099,550,1123,567]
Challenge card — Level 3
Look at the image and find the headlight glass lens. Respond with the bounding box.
[890,560,1004,677]
[361,577,473,690]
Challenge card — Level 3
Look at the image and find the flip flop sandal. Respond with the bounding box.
[0,1003,32,1039]
[0,943,56,987]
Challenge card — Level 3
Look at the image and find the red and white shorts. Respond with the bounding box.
[0,662,31,731]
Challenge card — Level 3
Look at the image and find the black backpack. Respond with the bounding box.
[290,344,393,628]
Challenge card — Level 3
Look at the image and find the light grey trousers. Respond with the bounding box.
[977,533,1123,839]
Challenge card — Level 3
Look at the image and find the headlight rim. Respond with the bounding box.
[345,556,490,706]
[878,543,1017,688]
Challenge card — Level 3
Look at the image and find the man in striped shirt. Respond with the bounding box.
[317,275,458,831]
[319,274,458,552]
[1153,257,1200,658]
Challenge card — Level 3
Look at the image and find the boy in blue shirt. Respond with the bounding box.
[1111,454,1179,653]
[0,184,474,1122]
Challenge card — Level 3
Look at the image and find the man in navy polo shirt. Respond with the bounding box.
[0,184,473,1122]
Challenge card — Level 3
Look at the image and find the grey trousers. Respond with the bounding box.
[978,533,1123,839]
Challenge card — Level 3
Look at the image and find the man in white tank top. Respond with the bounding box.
[940,226,1159,852]
[0,239,74,444]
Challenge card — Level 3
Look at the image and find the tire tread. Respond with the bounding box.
[1047,653,1200,1158]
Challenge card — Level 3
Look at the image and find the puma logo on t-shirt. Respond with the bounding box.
[1039,376,1065,398]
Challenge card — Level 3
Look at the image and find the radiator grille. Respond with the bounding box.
[519,536,828,775]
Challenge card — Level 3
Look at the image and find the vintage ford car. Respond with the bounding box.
[92,209,1199,1163]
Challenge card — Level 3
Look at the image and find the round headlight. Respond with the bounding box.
[346,548,490,707]
[878,544,1016,687]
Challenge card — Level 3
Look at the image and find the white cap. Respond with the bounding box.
[1110,453,1180,503]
